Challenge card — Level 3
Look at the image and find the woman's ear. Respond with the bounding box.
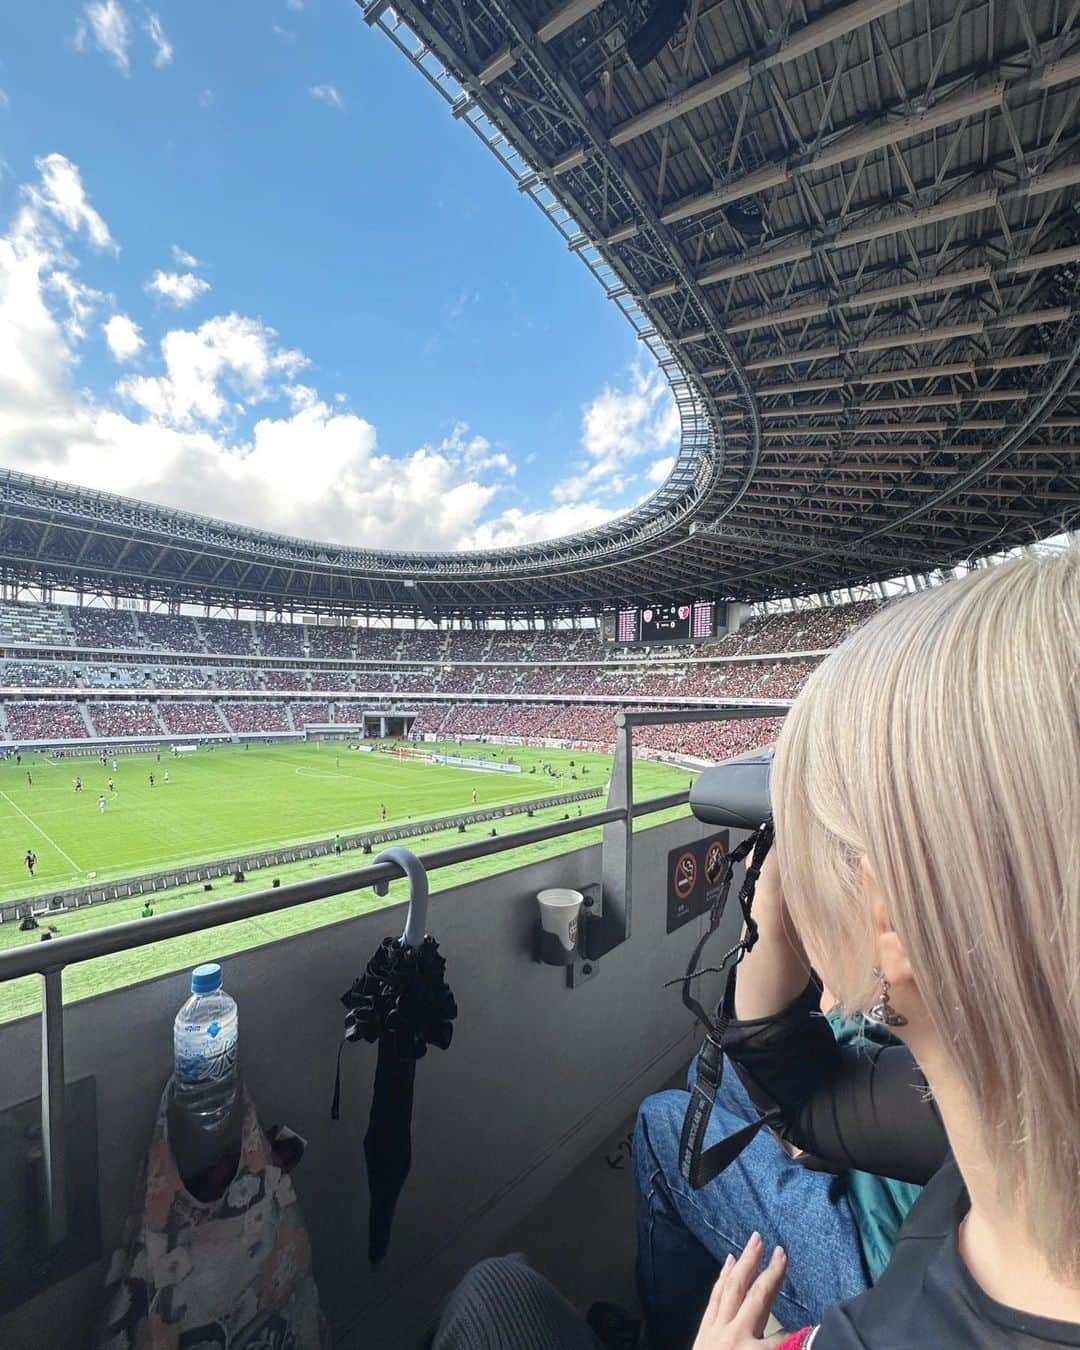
[860,856,915,996]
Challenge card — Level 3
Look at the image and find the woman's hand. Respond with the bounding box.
[691,1233,789,1350]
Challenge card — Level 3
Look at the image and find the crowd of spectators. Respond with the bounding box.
[138,613,201,650]
[290,702,331,727]
[352,670,400,694]
[1,662,67,687]
[310,668,354,691]
[220,702,291,733]
[199,619,257,655]
[89,703,164,739]
[264,669,309,691]
[6,702,89,740]
[257,623,307,658]
[69,607,139,648]
[413,702,782,762]
[305,626,357,659]
[0,596,882,754]
[158,702,228,736]
[142,665,208,690]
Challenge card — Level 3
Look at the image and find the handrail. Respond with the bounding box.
[0,795,681,984]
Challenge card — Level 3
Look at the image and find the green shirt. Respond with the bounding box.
[827,1010,924,1282]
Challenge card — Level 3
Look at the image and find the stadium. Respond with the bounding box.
[0,0,1078,1346]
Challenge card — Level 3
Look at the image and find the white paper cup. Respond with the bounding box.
[537,888,584,953]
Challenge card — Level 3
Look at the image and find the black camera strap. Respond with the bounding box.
[670,821,781,1189]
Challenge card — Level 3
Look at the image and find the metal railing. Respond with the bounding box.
[0,703,788,1257]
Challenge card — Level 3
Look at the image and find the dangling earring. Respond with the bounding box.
[867,967,908,1027]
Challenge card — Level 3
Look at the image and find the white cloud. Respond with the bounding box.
[272,24,295,39]
[146,269,211,307]
[25,153,114,252]
[286,0,305,10]
[0,88,9,110]
[171,244,200,268]
[74,0,131,74]
[103,313,144,361]
[648,454,675,483]
[118,313,306,427]
[463,501,617,549]
[551,365,679,505]
[0,153,678,554]
[198,88,214,108]
[144,12,173,67]
[310,84,344,111]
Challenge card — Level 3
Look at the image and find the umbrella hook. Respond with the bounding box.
[372,847,429,949]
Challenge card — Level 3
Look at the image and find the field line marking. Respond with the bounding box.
[0,790,82,873]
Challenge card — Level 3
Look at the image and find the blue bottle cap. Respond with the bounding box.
[190,963,222,994]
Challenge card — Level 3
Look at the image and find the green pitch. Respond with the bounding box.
[0,742,692,1023]
[0,742,627,902]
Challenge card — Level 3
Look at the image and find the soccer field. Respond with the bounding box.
[0,742,626,902]
[0,742,691,1022]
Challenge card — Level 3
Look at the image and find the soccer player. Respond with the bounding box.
[108,778,115,794]
[74,776,83,792]
[25,849,37,877]
[26,772,32,788]
[163,771,170,784]
[334,833,343,855]
[111,758,118,772]
[149,773,155,787]
[380,803,387,822]
[98,795,106,814]
[471,788,477,806]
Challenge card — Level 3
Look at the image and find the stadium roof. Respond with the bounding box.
[2,0,1079,617]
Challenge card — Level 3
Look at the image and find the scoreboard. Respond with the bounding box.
[606,599,723,645]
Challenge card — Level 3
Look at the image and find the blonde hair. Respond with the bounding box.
[772,544,1080,1276]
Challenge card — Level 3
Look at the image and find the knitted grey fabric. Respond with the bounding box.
[427,1254,605,1350]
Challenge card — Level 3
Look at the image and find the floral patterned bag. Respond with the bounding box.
[97,1085,329,1350]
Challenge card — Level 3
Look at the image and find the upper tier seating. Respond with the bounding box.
[138,613,202,651]
[198,619,257,655]
[70,607,139,648]
[0,601,73,647]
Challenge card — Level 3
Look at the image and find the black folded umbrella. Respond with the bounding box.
[331,848,457,1267]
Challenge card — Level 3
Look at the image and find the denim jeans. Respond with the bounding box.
[634,1064,870,1350]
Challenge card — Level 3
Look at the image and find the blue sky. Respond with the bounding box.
[0,0,678,549]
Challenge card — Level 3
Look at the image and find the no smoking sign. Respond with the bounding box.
[666,832,730,933]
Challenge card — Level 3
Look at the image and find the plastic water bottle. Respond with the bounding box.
[172,963,239,1130]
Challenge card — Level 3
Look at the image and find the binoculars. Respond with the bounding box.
[689,749,774,830]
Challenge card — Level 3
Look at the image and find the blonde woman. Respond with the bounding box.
[430,547,1079,1350]
[641,544,1080,1349]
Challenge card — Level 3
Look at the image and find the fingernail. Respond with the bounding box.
[772,1246,785,1262]
[748,1231,761,1247]
[723,1254,735,1271]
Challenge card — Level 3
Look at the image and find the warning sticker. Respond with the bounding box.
[666,832,730,933]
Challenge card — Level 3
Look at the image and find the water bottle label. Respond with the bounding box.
[175,1022,237,1084]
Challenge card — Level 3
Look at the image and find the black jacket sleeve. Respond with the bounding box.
[721,979,950,1186]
